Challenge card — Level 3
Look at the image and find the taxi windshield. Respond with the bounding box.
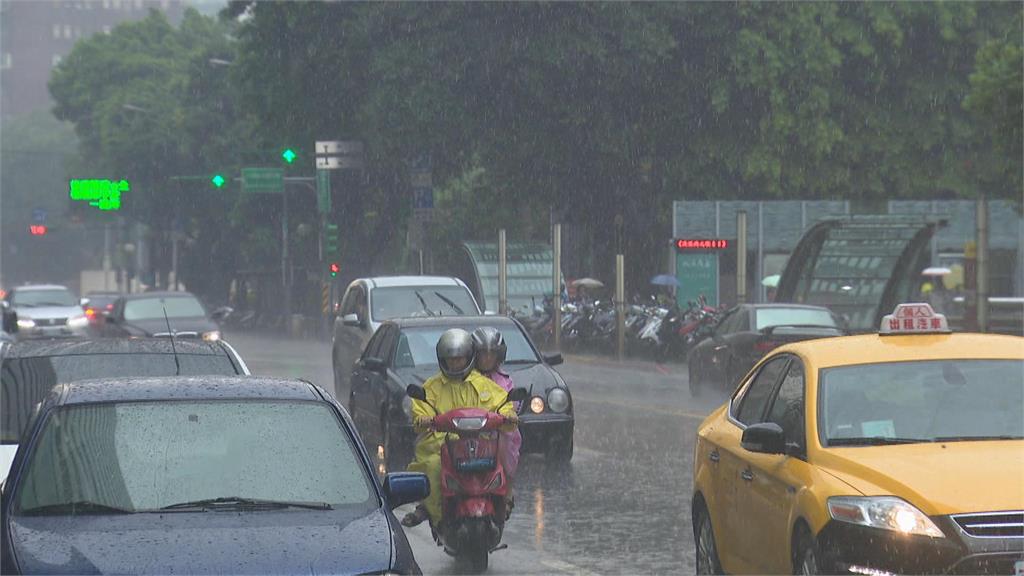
[818,359,1024,446]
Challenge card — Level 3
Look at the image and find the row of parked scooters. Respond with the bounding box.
[513,295,725,362]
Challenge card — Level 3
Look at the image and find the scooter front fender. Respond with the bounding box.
[455,497,494,519]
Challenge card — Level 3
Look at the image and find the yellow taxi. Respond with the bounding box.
[691,303,1024,575]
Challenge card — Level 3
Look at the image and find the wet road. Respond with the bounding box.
[227,332,731,575]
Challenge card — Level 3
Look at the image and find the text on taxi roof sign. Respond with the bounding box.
[879,303,951,335]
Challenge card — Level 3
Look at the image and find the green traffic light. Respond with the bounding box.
[282,149,297,164]
[211,174,226,188]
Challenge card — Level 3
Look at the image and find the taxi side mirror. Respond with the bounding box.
[741,422,786,455]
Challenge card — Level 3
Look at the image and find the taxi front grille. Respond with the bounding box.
[953,511,1024,538]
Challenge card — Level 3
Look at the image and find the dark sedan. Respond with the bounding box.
[687,303,845,395]
[0,376,428,575]
[101,291,231,341]
[348,316,574,473]
[0,338,249,484]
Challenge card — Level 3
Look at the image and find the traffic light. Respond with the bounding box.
[324,223,339,254]
[281,148,297,164]
[329,262,340,278]
[29,225,47,236]
[211,174,226,188]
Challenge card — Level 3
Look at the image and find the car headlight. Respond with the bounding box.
[547,388,570,413]
[530,396,545,414]
[16,318,35,329]
[67,315,89,328]
[828,496,944,538]
[202,330,221,342]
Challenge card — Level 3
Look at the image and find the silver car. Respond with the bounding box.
[3,284,90,339]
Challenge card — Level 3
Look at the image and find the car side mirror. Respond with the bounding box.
[543,353,564,366]
[382,472,430,510]
[507,387,529,403]
[406,384,427,402]
[741,422,786,455]
[343,313,361,327]
[361,356,386,372]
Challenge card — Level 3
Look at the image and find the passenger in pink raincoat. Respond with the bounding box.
[471,327,522,514]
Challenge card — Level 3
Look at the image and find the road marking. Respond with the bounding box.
[575,397,711,421]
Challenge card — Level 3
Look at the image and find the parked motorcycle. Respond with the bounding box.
[405,384,528,573]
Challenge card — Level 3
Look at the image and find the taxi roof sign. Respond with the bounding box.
[880,302,951,335]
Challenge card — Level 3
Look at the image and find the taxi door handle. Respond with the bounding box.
[708,449,720,463]
[741,468,754,482]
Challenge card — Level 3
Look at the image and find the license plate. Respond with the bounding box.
[1014,559,1023,576]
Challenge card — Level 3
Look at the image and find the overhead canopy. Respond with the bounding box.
[460,242,559,314]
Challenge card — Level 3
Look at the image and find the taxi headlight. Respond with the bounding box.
[547,388,570,413]
[530,396,545,414]
[17,318,36,329]
[202,330,221,342]
[67,315,89,329]
[828,496,944,538]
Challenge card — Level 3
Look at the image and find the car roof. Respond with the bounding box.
[385,315,519,329]
[11,284,70,292]
[363,276,465,288]
[775,332,1024,369]
[2,338,226,359]
[55,376,320,406]
[119,291,198,300]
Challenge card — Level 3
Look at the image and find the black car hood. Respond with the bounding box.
[9,507,393,574]
[121,316,218,337]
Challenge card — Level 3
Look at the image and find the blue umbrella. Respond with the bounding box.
[650,274,680,287]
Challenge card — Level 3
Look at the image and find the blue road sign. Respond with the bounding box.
[31,208,47,223]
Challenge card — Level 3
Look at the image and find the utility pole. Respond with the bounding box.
[736,211,748,304]
[976,195,989,332]
[552,223,562,350]
[498,229,508,315]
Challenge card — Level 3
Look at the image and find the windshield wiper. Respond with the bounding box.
[413,291,436,317]
[160,496,333,511]
[20,500,135,516]
[434,291,465,315]
[828,437,932,446]
[933,435,1023,442]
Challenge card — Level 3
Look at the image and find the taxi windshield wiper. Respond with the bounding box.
[160,496,333,511]
[20,500,135,516]
[828,436,932,446]
[933,435,1023,442]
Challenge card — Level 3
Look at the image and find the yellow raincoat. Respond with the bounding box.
[407,369,516,524]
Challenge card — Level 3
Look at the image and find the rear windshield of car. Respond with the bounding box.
[1,353,238,444]
[818,359,1024,446]
[124,296,205,320]
[370,286,478,321]
[395,325,538,368]
[85,294,119,308]
[11,289,78,308]
[13,400,375,514]
[755,308,836,331]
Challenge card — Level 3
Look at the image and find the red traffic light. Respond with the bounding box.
[29,225,48,236]
[329,262,340,277]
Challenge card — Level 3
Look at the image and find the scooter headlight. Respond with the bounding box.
[547,388,570,413]
[453,417,486,431]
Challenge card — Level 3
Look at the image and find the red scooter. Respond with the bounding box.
[405,384,527,573]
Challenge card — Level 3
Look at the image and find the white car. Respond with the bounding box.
[4,284,91,339]
[331,276,481,394]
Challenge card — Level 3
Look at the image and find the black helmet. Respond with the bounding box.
[436,328,475,380]
[471,326,507,372]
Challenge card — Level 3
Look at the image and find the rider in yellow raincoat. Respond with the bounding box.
[403,328,517,527]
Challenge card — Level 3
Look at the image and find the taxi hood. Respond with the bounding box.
[817,441,1024,515]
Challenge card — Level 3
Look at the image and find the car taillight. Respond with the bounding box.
[754,340,779,352]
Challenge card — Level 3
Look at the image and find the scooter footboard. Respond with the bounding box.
[455,496,494,518]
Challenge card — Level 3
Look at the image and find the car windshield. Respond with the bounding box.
[1,354,239,444]
[818,359,1024,446]
[14,400,375,515]
[755,308,836,331]
[12,289,77,308]
[370,286,478,321]
[85,293,119,309]
[395,325,539,368]
[124,296,206,321]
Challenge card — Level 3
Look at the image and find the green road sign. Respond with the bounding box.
[676,252,719,307]
[316,170,331,214]
[69,179,130,211]
[242,167,284,194]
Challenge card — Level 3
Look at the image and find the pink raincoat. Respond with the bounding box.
[485,369,521,478]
